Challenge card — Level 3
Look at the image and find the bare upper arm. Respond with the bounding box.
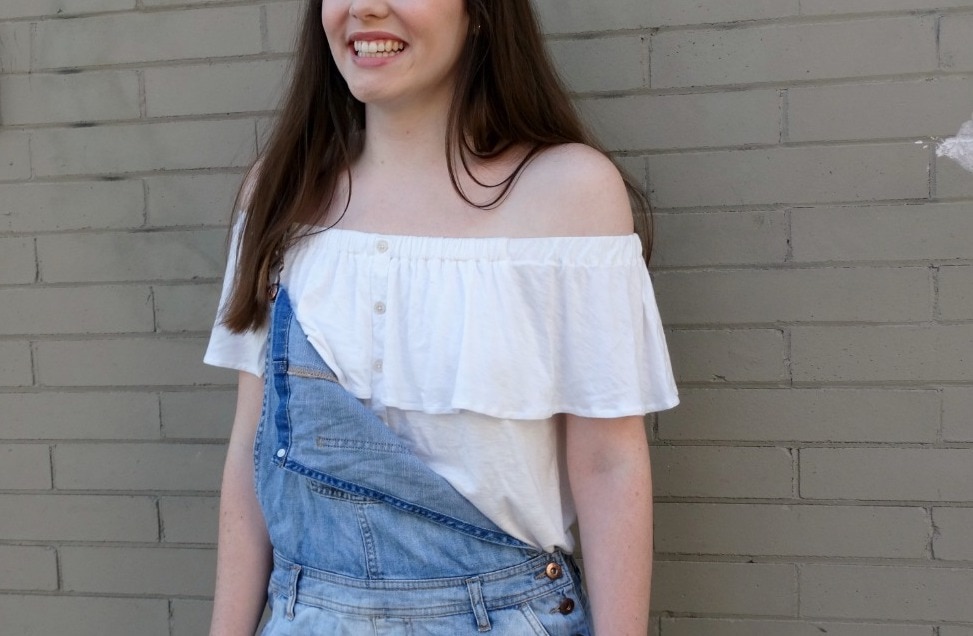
[565,414,651,474]
[228,371,264,452]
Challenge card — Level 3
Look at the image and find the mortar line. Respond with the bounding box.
[137,69,147,120]
[643,31,652,88]
[259,4,269,53]
[927,506,937,560]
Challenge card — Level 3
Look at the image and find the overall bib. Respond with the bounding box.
[255,288,593,635]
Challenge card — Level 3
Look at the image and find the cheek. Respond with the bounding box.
[320,2,345,47]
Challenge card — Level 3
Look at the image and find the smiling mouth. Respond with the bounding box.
[353,40,407,57]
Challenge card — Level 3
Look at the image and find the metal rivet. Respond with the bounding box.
[556,597,575,614]
[544,562,562,580]
[276,448,286,458]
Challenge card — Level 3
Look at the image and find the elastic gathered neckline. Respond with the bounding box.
[290,226,646,265]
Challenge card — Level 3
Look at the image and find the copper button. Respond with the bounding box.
[557,597,575,614]
[544,562,562,580]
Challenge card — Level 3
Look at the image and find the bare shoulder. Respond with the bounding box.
[511,143,635,237]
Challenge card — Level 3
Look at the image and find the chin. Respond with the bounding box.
[348,84,408,107]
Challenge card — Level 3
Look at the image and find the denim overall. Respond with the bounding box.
[255,288,592,635]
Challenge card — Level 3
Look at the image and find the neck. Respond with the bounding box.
[359,92,454,174]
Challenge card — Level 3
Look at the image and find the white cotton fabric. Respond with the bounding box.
[204,221,679,552]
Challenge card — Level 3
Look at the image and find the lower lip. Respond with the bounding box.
[349,46,406,67]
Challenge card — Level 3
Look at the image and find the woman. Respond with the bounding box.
[204,0,678,633]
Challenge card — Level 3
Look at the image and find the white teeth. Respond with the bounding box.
[353,39,405,57]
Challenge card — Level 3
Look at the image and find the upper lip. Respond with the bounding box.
[348,31,407,44]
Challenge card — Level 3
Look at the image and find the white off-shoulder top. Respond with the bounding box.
[204,220,679,552]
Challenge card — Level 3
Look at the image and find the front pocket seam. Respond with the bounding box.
[518,602,553,636]
[287,366,339,383]
[315,436,409,454]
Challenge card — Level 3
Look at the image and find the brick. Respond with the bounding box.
[0,181,144,232]
[155,284,223,332]
[789,77,973,142]
[655,503,929,558]
[652,445,793,498]
[649,143,929,208]
[548,36,644,93]
[647,0,799,26]
[34,6,262,69]
[940,266,973,321]
[0,238,35,285]
[0,595,168,636]
[933,508,973,561]
[943,388,973,442]
[655,267,932,325]
[161,390,236,439]
[0,21,31,73]
[0,494,157,541]
[265,1,304,53]
[659,389,939,443]
[145,172,242,227]
[665,329,787,383]
[0,392,159,440]
[802,0,973,13]
[257,116,276,152]
[652,561,796,616]
[613,155,646,189]
[161,496,219,543]
[650,211,789,267]
[143,0,235,4]
[54,442,225,491]
[31,120,255,177]
[0,0,135,19]
[0,546,57,591]
[792,325,973,383]
[172,599,214,636]
[0,342,33,387]
[61,546,216,595]
[145,59,289,118]
[663,618,931,636]
[801,448,973,501]
[941,13,973,71]
[35,337,231,386]
[0,445,51,489]
[801,564,973,621]
[651,16,937,88]
[0,71,140,125]
[0,131,31,181]
[38,229,225,283]
[578,90,779,151]
[936,153,973,199]
[533,0,650,34]
[0,286,153,336]
[792,203,973,262]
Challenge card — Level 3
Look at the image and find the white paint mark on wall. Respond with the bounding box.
[936,115,973,174]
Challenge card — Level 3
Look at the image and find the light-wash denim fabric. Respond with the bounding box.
[255,288,592,635]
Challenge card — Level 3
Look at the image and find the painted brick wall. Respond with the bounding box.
[0,1,971,634]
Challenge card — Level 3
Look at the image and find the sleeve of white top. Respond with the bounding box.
[377,237,680,420]
[202,216,268,377]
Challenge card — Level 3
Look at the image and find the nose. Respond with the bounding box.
[348,0,389,19]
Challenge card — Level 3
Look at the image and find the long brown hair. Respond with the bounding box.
[221,0,652,333]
